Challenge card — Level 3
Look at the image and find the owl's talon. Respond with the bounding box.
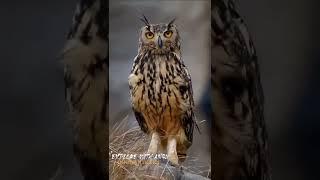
[168,154,179,166]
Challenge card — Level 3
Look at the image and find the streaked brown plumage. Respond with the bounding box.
[211,0,271,179]
[62,0,108,179]
[128,17,195,165]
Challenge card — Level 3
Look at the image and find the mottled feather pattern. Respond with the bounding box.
[62,0,108,179]
[61,0,271,178]
[129,52,194,142]
[129,22,195,163]
[212,0,271,179]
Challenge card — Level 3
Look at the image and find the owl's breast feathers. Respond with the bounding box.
[129,52,194,145]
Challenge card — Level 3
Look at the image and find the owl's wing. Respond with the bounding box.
[179,61,197,144]
[128,56,150,134]
[212,0,271,179]
[132,108,149,133]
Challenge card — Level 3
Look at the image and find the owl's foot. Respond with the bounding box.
[167,137,179,166]
[147,132,161,154]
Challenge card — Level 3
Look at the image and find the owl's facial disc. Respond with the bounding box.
[139,23,179,54]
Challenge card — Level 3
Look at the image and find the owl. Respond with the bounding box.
[62,0,108,179]
[128,16,195,166]
[211,0,271,179]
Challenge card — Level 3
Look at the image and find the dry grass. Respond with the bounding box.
[109,114,211,180]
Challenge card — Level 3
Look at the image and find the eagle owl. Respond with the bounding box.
[63,0,108,179]
[211,0,271,179]
[128,16,195,165]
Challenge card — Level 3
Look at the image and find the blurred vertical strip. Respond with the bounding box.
[293,1,320,179]
[62,0,108,179]
[211,0,271,179]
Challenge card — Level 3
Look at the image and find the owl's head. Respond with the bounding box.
[138,16,181,55]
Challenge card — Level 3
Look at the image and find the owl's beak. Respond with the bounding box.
[157,36,163,48]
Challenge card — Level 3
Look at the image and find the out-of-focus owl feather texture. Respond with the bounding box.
[211,0,271,179]
[62,0,108,179]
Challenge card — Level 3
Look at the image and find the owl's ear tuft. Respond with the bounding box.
[140,14,150,27]
[168,18,176,27]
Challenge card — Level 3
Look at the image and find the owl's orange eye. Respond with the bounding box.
[164,31,173,38]
[145,32,154,39]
